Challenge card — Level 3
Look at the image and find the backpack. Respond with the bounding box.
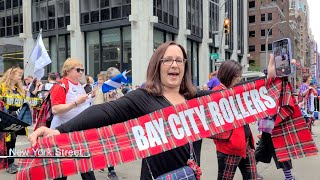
[34,83,66,130]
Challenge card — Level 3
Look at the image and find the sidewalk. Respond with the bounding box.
[1,122,320,179]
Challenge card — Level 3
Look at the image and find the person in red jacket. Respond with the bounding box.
[212,60,257,180]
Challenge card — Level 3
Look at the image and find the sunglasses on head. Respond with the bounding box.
[73,68,85,73]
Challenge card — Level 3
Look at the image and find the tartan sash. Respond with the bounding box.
[16,78,318,180]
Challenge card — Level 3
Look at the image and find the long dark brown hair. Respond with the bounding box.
[144,41,196,98]
[217,60,242,88]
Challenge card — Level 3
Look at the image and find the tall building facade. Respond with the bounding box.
[1,0,248,87]
[0,0,24,70]
[247,0,291,71]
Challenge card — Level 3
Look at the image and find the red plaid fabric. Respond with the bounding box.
[16,78,318,180]
[33,96,51,130]
[272,78,318,162]
[0,100,7,170]
[217,146,257,180]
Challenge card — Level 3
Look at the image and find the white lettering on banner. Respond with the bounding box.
[194,105,209,131]
[132,86,277,151]
[152,118,168,144]
[184,109,200,134]
[168,114,185,139]
[132,126,149,150]
[178,112,192,136]
[250,90,267,112]
[236,94,250,117]
[259,86,276,108]
[219,98,235,123]
[229,96,244,120]
[208,102,224,126]
[243,92,258,115]
[145,121,162,148]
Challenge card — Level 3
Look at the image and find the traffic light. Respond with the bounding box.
[223,18,230,34]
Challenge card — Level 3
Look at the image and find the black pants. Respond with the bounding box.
[255,132,292,170]
[108,166,114,172]
[6,131,16,165]
[54,171,95,180]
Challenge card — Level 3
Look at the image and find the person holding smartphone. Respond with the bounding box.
[49,58,95,180]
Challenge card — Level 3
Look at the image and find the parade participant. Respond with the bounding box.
[211,60,257,180]
[0,66,25,174]
[23,75,33,97]
[29,41,211,180]
[49,58,95,180]
[298,74,317,132]
[84,75,94,94]
[96,67,124,179]
[203,71,220,90]
[43,72,58,91]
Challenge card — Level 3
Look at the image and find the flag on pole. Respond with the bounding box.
[102,71,129,93]
[29,30,52,80]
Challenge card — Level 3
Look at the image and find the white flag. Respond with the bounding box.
[29,32,52,80]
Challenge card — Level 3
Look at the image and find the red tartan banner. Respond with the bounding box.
[16,78,318,180]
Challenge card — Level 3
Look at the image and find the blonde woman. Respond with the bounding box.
[0,66,25,174]
[49,58,95,179]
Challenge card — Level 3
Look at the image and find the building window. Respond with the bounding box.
[249,31,255,37]
[187,39,199,85]
[80,0,131,25]
[261,29,265,37]
[154,0,179,28]
[268,43,272,51]
[249,15,255,23]
[248,1,255,8]
[186,0,203,37]
[261,44,265,51]
[268,13,272,21]
[6,0,11,9]
[268,29,272,36]
[0,1,4,11]
[85,27,132,81]
[261,14,265,22]
[154,29,165,50]
[249,45,255,52]
[209,0,219,39]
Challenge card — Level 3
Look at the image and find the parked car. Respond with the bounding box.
[241,71,266,82]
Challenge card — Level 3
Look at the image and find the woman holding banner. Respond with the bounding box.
[28,42,286,180]
[29,41,211,180]
[0,66,25,174]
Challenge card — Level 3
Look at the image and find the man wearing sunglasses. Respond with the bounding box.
[49,58,95,180]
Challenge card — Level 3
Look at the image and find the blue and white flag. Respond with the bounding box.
[29,30,52,80]
[102,71,129,93]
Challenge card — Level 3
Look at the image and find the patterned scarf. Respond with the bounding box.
[16,78,318,180]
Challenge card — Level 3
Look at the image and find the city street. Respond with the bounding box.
[1,121,320,180]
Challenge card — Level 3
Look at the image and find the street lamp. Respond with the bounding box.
[265,21,286,69]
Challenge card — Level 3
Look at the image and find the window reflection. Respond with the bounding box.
[101,28,121,71]
[85,27,132,83]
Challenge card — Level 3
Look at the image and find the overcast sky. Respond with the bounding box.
[308,0,320,46]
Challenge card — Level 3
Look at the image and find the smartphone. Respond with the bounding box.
[272,38,292,77]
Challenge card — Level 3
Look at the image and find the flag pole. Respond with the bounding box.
[24,28,43,70]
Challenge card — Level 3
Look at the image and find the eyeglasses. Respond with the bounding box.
[73,68,85,73]
[161,58,187,66]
